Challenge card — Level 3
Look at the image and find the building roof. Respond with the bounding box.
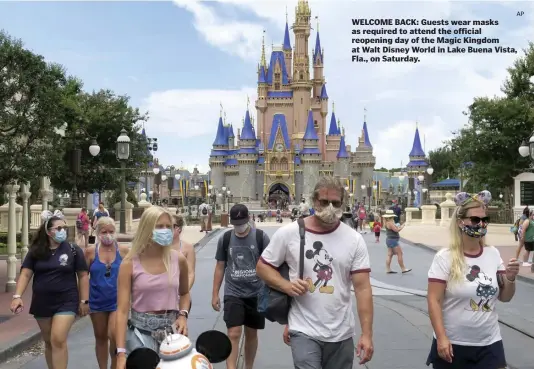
[313,30,323,64]
[409,127,425,157]
[362,120,372,148]
[430,178,461,188]
[337,135,349,158]
[266,50,289,85]
[320,84,328,99]
[283,21,291,50]
[240,109,256,140]
[212,116,227,146]
[303,110,319,140]
[267,113,291,150]
[328,111,340,135]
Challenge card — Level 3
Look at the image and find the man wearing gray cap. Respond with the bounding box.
[211,204,271,369]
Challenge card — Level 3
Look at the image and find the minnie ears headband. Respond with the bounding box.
[41,210,65,224]
[454,190,492,206]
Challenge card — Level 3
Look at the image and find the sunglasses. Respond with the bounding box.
[317,200,343,208]
[105,264,111,278]
[465,216,490,224]
[52,226,67,232]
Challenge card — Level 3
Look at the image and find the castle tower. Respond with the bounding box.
[325,101,341,162]
[283,10,292,80]
[300,110,321,198]
[334,133,350,182]
[209,113,228,190]
[353,109,376,201]
[312,17,324,99]
[292,0,313,142]
[256,31,269,144]
[406,123,428,206]
[237,106,258,200]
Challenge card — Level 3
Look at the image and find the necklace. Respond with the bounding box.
[50,248,58,256]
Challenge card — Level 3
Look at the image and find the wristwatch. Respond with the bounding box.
[80,300,89,304]
[12,295,21,300]
[115,348,126,356]
[178,310,189,318]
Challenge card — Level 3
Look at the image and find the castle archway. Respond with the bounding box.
[268,182,290,208]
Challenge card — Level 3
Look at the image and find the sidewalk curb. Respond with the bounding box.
[0,316,90,364]
[400,237,534,286]
[193,228,223,248]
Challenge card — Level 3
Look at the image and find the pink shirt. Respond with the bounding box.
[131,250,180,312]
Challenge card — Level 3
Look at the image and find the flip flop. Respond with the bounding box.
[387,271,397,274]
[402,269,412,273]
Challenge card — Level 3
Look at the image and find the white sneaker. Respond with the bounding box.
[522,262,532,267]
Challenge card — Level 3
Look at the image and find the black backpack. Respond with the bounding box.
[202,207,208,215]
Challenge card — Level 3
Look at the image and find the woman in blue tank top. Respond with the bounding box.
[85,217,129,369]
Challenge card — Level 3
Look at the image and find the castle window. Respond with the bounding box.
[300,72,303,80]
[314,120,318,129]
[301,98,303,104]
[280,158,289,171]
[274,82,280,90]
[270,157,279,171]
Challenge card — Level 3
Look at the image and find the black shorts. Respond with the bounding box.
[223,295,265,330]
[375,232,380,237]
[426,338,506,369]
[525,241,534,252]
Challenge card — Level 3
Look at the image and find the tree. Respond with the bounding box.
[428,146,459,182]
[449,42,534,191]
[50,90,150,196]
[0,31,73,187]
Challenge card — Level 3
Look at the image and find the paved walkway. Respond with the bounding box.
[398,224,534,282]
[0,223,216,363]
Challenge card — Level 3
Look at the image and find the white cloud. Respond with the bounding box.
[142,87,257,138]
[146,0,534,169]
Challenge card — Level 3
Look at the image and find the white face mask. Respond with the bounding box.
[314,203,343,224]
[234,224,249,234]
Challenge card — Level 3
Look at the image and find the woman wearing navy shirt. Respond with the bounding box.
[10,210,89,369]
[85,216,128,369]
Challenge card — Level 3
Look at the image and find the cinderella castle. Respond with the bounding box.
[209,0,375,205]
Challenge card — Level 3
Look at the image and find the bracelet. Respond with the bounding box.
[178,310,189,318]
[12,295,21,300]
[506,276,516,283]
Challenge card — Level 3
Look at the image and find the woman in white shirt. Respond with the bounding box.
[426,190,519,369]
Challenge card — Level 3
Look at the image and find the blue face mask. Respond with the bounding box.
[53,229,67,243]
[152,229,173,246]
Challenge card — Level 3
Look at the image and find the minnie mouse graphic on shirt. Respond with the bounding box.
[305,241,335,294]
[465,265,498,312]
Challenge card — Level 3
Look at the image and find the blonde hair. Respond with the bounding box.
[448,201,486,284]
[95,216,115,234]
[125,206,175,280]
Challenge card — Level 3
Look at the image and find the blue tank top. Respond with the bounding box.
[89,244,122,312]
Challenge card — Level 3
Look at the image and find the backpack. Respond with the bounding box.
[202,207,208,215]
[257,218,306,325]
[76,215,83,229]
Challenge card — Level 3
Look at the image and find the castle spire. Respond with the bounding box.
[327,109,338,135]
[362,107,372,148]
[303,110,319,140]
[240,108,256,140]
[313,16,323,64]
[212,115,226,146]
[332,101,335,113]
[337,134,349,158]
[260,30,267,67]
[409,126,425,157]
[283,10,291,50]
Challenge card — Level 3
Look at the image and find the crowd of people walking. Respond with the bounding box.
[7,177,521,369]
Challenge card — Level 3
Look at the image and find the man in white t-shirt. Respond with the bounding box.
[256,176,374,369]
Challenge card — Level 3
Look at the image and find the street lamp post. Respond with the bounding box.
[227,190,231,210]
[116,128,131,234]
[153,165,160,204]
[372,183,378,208]
[57,122,101,207]
[361,184,366,208]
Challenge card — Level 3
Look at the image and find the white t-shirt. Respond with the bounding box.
[260,221,371,342]
[428,246,506,346]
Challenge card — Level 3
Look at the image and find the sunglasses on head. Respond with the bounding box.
[317,199,343,208]
[466,216,490,224]
[105,264,111,278]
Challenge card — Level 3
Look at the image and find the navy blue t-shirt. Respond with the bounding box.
[22,242,88,296]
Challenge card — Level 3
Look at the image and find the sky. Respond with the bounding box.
[1,0,533,173]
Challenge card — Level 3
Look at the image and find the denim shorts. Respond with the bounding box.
[386,239,400,248]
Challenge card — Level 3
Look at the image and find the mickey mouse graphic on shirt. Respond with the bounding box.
[304,241,335,294]
[465,265,498,312]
